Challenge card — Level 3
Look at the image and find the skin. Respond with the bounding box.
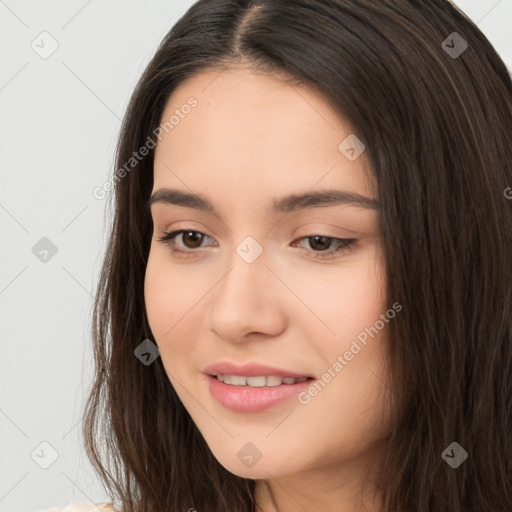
[144,66,393,512]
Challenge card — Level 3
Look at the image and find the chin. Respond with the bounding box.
[210,446,295,480]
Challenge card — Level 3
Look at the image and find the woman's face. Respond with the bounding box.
[144,66,392,487]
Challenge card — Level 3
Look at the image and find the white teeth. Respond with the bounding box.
[215,374,308,386]
[266,375,283,387]
[230,375,247,385]
[246,376,266,387]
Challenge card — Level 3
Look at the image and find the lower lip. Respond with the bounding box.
[206,375,314,413]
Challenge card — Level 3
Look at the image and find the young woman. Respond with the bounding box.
[43,0,512,511]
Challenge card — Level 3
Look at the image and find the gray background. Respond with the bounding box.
[1,1,510,511]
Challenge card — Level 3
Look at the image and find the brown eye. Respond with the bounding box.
[307,236,333,251]
[291,236,357,259]
[156,229,215,257]
[180,231,205,248]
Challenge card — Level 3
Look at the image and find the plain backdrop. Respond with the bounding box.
[1,1,511,511]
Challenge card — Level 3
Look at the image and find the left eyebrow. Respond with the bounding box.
[271,189,380,212]
[147,187,380,215]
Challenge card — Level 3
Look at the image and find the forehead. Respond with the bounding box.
[152,67,375,205]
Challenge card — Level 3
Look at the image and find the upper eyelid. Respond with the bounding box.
[151,209,372,236]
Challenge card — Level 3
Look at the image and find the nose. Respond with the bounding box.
[206,248,287,343]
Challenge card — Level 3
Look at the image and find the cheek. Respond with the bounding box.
[290,255,386,342]
[144,255,201,386]
[144,247,221,395]
[144,248,202,340]
[144,258,173,339]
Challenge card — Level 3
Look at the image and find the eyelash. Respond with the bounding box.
[156,229,357,259]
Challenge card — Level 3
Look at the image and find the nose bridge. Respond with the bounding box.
[207,237,285,340]
[217,239,270,312]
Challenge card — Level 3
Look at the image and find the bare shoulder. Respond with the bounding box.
[38,502,118,512]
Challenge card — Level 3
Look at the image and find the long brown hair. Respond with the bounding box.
[83,1,512,510]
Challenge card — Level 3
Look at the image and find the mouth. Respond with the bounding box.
[210,374,314,387]
[205,374,316,413]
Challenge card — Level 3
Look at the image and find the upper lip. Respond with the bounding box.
[203,361,314,379]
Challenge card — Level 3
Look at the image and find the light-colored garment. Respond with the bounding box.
[37,502,116,512]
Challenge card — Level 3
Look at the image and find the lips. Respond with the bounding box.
[202,361,315,380]
[206,374,314,412]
